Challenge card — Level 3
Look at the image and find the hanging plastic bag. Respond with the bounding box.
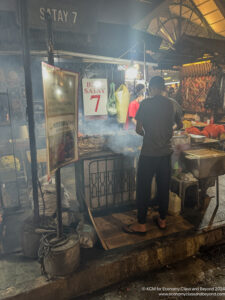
[107,82,117,116]
[115,84,130,123]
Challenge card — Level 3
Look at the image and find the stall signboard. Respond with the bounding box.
[82,78,108,116]
[18,0,97,34]
[42,62,79,174]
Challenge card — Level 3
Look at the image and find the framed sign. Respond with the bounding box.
[82,78,108,116]
[42,62,79,174]
[23,0,97,34]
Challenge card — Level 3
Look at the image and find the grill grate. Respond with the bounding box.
[87,156,136,212]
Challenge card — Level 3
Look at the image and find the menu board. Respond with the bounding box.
[82,78,108,116]
[42,62,79,174]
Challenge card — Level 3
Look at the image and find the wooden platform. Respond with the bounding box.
[89,209,194,250]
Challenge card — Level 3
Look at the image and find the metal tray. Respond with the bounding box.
[189,134,205,143]
[182,149,225,179]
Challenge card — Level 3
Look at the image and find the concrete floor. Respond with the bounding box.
[2,227,225,300]
[1,171,225,300]
[81,244,225,300]
[0,254,40,294]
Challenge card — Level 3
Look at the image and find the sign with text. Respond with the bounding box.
[42,62,79,174]
[82,78,108,116]
[25,0,97,33]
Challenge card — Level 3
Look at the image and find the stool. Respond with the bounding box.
[171,176,200,211]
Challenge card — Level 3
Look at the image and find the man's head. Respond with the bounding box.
[148,76,165,96]
[134,84,145,101]
[168,87,175,98]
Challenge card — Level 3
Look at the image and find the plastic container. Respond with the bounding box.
[168,192,181,216]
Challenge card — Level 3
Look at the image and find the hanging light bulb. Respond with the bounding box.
[125,63,138,81]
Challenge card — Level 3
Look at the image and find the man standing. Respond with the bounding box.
[124,76,182,234]
[125,84,145,129]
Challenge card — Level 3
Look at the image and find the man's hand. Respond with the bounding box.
[175,119,183,131]
[131,118,137,125]
[136,120,144,136]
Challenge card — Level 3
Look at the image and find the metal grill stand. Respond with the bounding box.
[82,153,137,216]
[38,12,80,277]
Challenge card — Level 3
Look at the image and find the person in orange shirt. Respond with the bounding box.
[125,84,145,129]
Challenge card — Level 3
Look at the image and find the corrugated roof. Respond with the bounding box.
[193,0,225,37]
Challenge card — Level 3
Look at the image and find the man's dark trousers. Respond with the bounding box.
[136,154,171,224]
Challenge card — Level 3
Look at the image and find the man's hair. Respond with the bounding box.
[149,76,165,90]
[134,83,145,97]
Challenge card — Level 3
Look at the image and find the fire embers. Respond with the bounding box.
[78,135,108,156]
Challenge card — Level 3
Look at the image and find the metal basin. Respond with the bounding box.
[172,134,190,147]
[189,134,205,143]
[182,148,225,179]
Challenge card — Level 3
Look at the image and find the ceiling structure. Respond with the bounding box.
[0,0,224,68]
[193,0,225,37]
[132,0,225,68]
[135,0,225,50]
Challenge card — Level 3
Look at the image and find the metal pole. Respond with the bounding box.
[45,12,63,238]
[45,12,54,65]
[6,91,21,208]
[143,41,146,82]
[19,0,39,223]
[56,168,63,238]
[216,176,219,207]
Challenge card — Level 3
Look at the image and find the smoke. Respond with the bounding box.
[79,117,143,156]
[79,116,120,135]
[0,55,142,156]
[107,131,142,156]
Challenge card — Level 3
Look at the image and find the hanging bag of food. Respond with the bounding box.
[107,82,117,116]
[115,84,130,123]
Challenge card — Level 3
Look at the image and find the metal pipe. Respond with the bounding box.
[216,176,219,207]
[6,91,20,208]
[19,0,39,223]
[45,12,63,238]
[0,50,157,67]
[56,168,63,238]
[45,12,54,65]
[143,41,146,82]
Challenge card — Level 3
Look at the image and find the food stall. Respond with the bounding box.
[170,60,225,212]
[1,0,225,257]
[35,56,225,251]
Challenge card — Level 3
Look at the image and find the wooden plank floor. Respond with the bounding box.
[90,209,194,250]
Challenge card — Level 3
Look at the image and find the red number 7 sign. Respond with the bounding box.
[90,95,101,112]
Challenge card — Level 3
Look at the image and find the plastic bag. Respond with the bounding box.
[115,84,130,123]
[76,221,97,248]
[107,82,117,116]
[30,175,70,216]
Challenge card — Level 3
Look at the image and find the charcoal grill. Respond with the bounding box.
[182,148,225,206]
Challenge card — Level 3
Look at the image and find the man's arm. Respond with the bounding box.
[174,105,183,130]
[171,99,183,130]
[136,120,144,136]
[131,118,137,125]
[174,113,183,130]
